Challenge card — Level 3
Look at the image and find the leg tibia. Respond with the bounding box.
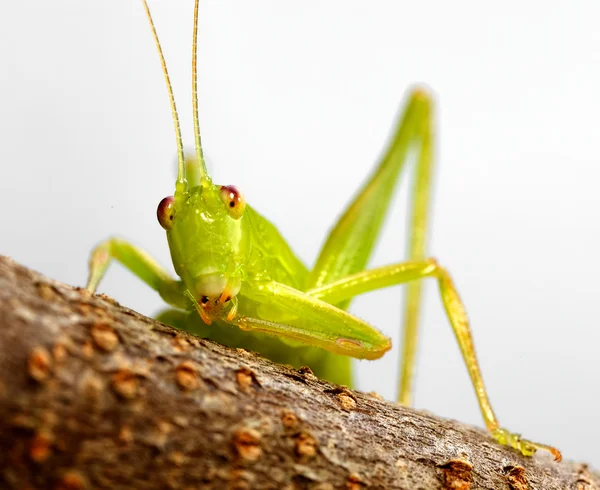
[399,90,434,406]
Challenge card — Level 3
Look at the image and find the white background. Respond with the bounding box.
[1,1,598,467]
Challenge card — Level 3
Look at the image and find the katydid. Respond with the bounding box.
[86,0,561,462]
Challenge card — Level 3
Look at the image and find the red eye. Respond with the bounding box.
[219,185,246,219]
[157,196,175,230]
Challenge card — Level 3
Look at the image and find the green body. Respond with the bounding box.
[157,152,402,386]
[84,0,562,461]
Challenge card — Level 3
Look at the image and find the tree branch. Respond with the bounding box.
[0,256,596,489]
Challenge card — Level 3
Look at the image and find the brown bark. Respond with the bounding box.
[0,255,596,490]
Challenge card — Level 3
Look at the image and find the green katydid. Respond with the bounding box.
[85,0,561,462]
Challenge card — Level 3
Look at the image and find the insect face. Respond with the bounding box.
[165,183,249,320]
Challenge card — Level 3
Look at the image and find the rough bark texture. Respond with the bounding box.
[0,256,597,490]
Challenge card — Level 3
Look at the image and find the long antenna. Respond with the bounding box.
[142,0,186,186]
[192,0,211,184]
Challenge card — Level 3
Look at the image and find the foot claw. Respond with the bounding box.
[544,445,563,462]
[492,428,562,461]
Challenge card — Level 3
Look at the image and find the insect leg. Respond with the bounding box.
[398,102,432,406]
[229,281,391,360]
[306,260,562,461]
[306,88,434,405]
[86,237,188,309]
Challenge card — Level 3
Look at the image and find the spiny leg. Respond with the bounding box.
[307,260,562,461]
[399,94,433,406]
[86,237,188,309]
[306,88,434,393]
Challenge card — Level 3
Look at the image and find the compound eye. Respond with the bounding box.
[157,196,175,230]
[219,185,246,219]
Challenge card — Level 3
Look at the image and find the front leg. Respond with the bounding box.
[226,280,392,360]
[86,237,188,309]
[306,259,562,461]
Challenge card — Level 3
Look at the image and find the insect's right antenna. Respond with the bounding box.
[141,0,186,188]
[192,0,211,186]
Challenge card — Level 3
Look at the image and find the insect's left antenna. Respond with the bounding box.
[192,0,211,186]
[142,0,187,188]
